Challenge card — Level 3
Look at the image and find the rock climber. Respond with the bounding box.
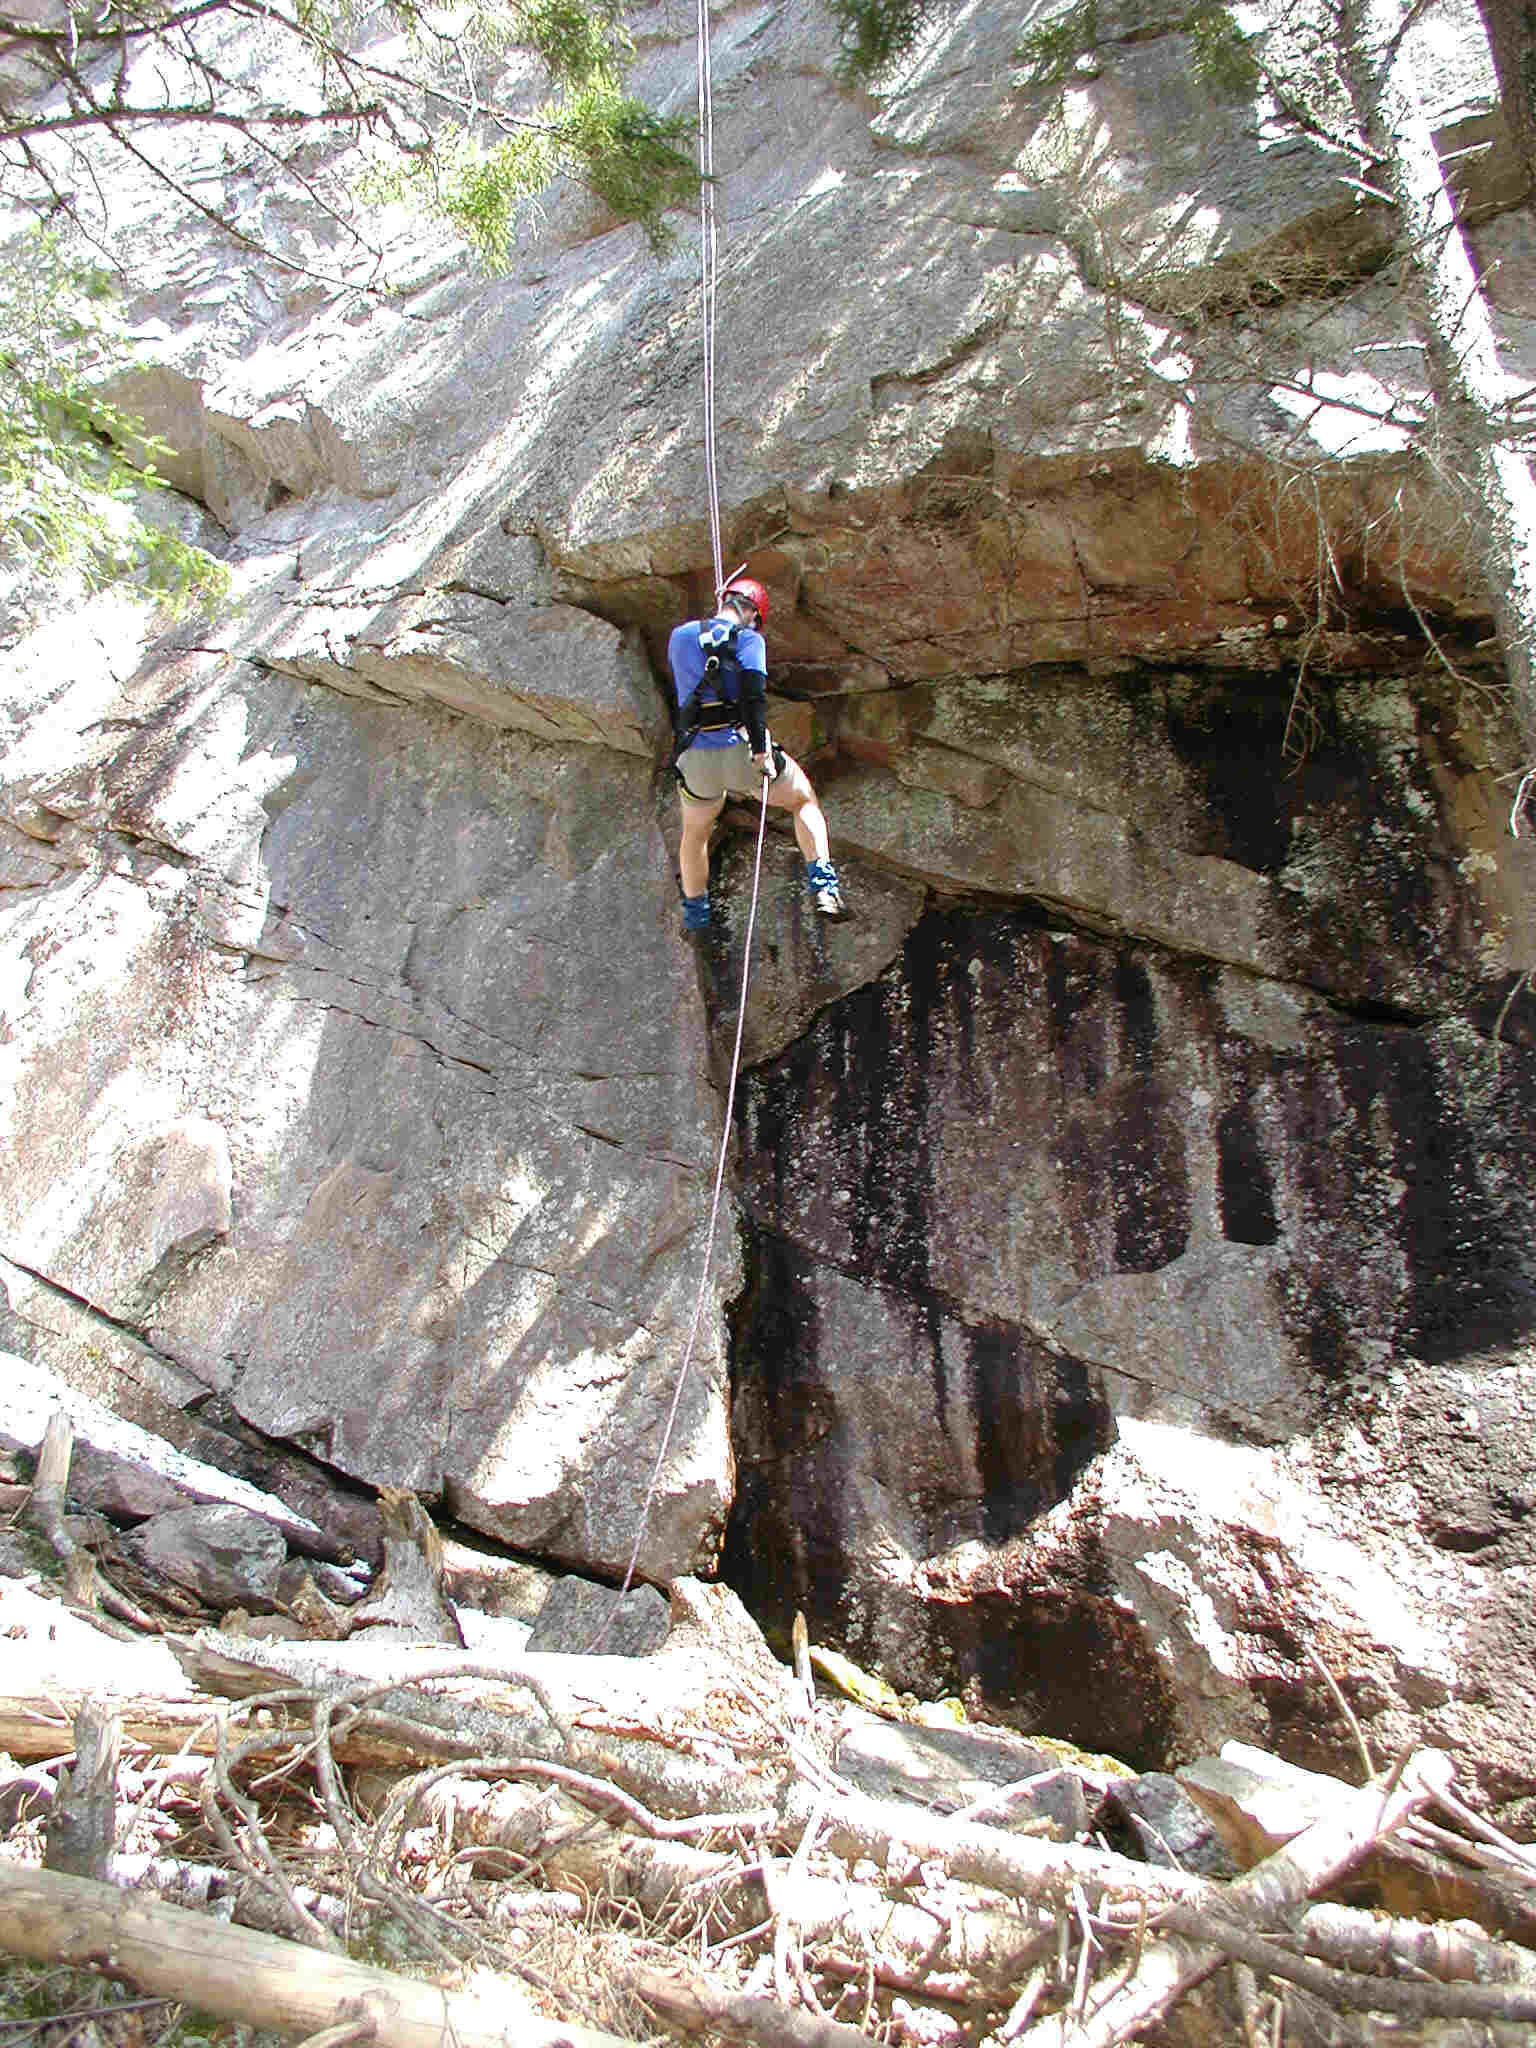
[668,573,847,931]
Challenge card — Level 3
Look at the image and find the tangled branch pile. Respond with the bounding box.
[3,1409,1536,2048]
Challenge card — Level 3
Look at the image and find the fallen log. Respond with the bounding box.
[1182,1743,1536,1946]
[0,1862,633,2048]
[172,1633,783,1813]
[1298,1898,1536,1986]
[780,1779,1215,1913]
[1154,1901,1536,2026]
[0,1691,472,1768]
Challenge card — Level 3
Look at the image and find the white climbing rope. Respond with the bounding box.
[586,0,776,1650]
[592,771,773,1642]
[696,0,725,599]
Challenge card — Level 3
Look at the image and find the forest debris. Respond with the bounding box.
[1014,1747,1455,2046]
[278,1562,357,1639]
[1182,1741,1536,1944]
[498,1791,1057,1997]
[1298,1897,1536,1984]
[779,1778,1217,1913]
[0,1862,630,2048]
[809,1646,909,1719]
[3,1561,1535,2048]
[1152,1899,1536,2024]
[632,1961,873,2046]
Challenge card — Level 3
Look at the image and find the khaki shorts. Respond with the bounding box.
[675,738,766,804]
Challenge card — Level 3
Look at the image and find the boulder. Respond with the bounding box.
[121,1504,289,1611]
[1102,1771,1236,1877]
[0,1353,326,1552]
[526,1577,671,1658]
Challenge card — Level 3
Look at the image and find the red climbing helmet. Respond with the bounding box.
[720,574,770,626]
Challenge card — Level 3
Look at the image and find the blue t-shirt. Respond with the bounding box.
[668,617,768,749]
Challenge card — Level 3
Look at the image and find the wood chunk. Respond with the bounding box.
[44,1701,120,1881]
[347,1489,463,1645]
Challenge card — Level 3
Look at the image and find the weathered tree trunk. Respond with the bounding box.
[349,1489,463,1644]
[28,1410,95,1606]
[0,1863,631,2048]
[1476,0,1536,197]
[1343,0,1536,768]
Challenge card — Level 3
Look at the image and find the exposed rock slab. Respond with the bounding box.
[0,606,735,1584]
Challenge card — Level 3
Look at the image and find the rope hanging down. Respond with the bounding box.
[588,12,770,1642]
[696,0,724,599]
[599,774,773,1629]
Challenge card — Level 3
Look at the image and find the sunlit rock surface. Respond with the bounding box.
[3,0,1536,1803]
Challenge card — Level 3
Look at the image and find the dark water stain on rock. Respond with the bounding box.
[1107,1074,1192,1273]
[1160,668,1482,1013]
[727,891,1536,1742]
[1217,1098,1279,1245]
[1043,936,1109,1097]
[1391,1045,1536,1362]
[1113,952,1159,1072]
[967,1320,1113,1544]
[722,1231,850,1629]
[1160,669,1296,874]
[943,1536,1181,1767]
[724,1235,1116,1681]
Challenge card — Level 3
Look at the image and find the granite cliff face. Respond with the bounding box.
[3,0,1536,1807]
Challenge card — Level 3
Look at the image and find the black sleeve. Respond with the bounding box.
[737,665,768,754]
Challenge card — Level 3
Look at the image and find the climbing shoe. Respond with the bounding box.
[805,859,847,919]
[682,892,711,933]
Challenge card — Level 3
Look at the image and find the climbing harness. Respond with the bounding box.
[586,3,775,1648]
[673,616,769,753]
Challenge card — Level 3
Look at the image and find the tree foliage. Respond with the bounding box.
[0,229,228,610]
[826,0,943,82]
[0,0,695,608]
[1016,0,1259,93]
[0,0,696,268]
